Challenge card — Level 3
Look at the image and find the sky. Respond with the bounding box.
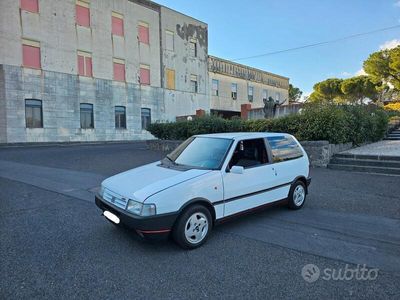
[155,0,400,97]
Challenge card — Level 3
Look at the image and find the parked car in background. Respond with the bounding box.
[95,132,311,249]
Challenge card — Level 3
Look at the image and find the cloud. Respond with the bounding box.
[340,71,352,77]
[379,39,400,50]
[355,68,367,76]
[395,0,400,7]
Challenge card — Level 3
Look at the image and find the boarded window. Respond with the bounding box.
[25,99,42,128]
[115,106,126,129]
[140,65,150,85]
[113,59,125,81]
[189,40,197,57]
[212,79,219,96]
[76,1,90,27]
[141,108,151,130]
[21,0,39,13]
[166,68,175,90]
[112,13,124,36]
[231,83,237,100]
[190,74,198,93]
[77,51,92,77]
[266,136,303,163]
[80,103,94,129]
[248,86,254,102]
[22,40,41,69]
[138,22,149,44]
[165,30,174,51]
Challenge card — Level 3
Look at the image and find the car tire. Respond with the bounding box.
[288,180,307,210]
[172,204,212,249]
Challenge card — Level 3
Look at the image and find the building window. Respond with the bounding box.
[141,108,151,130]
[80,103,94,129]
[22,39,41,69]
[25,99,43,128]
[140,64,150,85]
[112,12,124,36]
[276,92,280,102]
[77,51,92,77]
[113,58,125,82]
[165,30,174,51]
[262,89,268,101]
[248,86,254,102]
[190,75,198,93]
[166,68,175,90]
[76,1,90,27]
[138,22,149,44]
[212,79,219,96]
[115,106,126,129]
[189,39,197,57]
[21,0,39,13]
[231,83,237,100]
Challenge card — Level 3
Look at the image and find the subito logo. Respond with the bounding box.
[301,264,320,283]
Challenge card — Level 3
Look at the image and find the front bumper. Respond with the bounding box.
[95,195,178,237]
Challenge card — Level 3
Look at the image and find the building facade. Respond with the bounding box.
[208,56,289,118]
[0,0,209,143]
[0,0,288,144]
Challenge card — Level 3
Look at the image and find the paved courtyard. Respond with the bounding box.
[0,142,399,299]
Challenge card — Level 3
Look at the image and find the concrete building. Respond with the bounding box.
[0,0,208,143]
[0,0,288,144]
[208,56,289,118]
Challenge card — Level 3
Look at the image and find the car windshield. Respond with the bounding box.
[166,137,232,170]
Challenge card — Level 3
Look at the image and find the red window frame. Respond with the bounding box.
[21,0,39,13]
[140,67,150,85]
[76,4,90,27]
[22,43,41,69]
[138,24,149,44]
[112,15,124,36]
[77,53,92,77]
[113,61,125,82]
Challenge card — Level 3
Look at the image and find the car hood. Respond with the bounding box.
[101,162,211,202]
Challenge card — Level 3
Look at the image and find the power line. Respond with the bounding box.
[230,25,400,61]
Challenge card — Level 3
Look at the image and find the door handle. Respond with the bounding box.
[272,167,277,176]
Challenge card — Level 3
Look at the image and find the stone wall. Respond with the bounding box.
[147,139,354,168]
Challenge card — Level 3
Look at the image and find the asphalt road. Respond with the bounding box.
[0,142,399,299]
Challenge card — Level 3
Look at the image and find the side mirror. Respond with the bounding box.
[230,165,244,174]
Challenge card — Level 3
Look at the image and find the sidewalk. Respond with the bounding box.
[342,140,400,157]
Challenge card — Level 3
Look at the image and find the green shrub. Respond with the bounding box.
[147,104,389,145]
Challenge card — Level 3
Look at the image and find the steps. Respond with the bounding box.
[328,153,400,176]
[384,129,400,141]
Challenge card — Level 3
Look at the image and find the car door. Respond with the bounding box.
[222,138,289,217]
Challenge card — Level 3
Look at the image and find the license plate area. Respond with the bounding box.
[103,210,120,224]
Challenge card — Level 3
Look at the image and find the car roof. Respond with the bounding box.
[195,132,291,140]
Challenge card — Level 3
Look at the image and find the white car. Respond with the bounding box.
[96,132,311,249]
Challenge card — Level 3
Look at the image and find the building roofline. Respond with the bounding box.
[208,55,289,81]
[129,0,208,26]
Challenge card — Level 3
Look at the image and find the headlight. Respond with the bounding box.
[127,200,156,216]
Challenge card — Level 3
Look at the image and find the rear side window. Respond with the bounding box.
[267,136,303,163]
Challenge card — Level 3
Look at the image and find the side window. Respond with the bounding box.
[267,136,303,163]
[229,138,268,169]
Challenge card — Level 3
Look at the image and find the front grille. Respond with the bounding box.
[102,188,128,210]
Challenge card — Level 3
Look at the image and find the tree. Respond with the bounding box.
[288,84,303,102]
[363,45,400,91]
[309,78,344,103]
[340,76,378,104]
